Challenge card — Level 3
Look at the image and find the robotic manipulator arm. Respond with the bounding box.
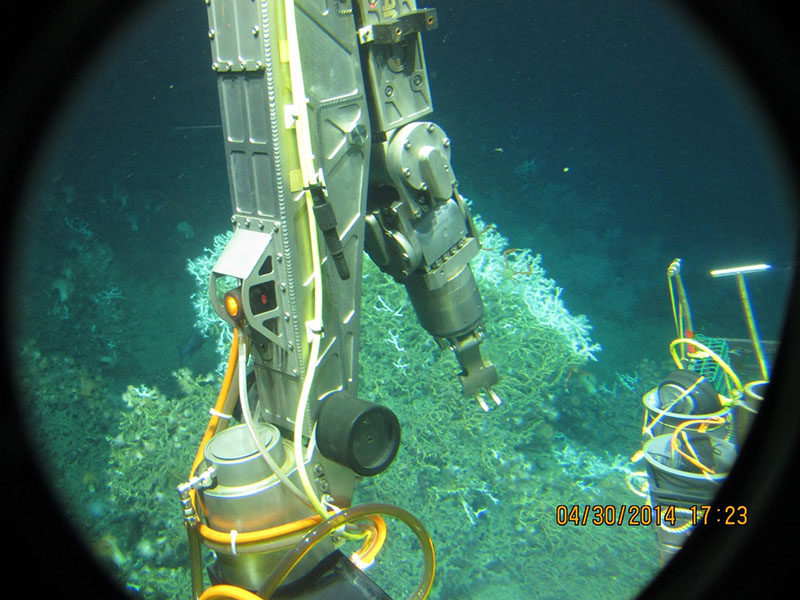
[177,2,499,598]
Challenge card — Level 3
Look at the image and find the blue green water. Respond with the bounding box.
[7,1,795,599]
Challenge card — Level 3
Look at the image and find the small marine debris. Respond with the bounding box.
[176,220,195,239]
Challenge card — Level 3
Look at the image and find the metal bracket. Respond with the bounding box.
[358,8,438,44]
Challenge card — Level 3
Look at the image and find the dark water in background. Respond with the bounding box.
[37,0,794,377]
[7,1,796,598]
[424,1,795,373]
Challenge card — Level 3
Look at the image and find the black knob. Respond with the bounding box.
[316,393,400,476]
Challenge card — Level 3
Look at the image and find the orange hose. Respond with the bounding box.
[185,331,388,553]
[356,515,387,564]
[186,328,329,546]
[188,327,240,522]
[199,514,324,546]
[669,417,725,474]
[199,584,262,600]
[189,327,240,482]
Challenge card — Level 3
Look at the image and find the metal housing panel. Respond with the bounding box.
[206,0,371,436]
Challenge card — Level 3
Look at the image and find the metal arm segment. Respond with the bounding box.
[205,0,371,436]
[354,0,500,403]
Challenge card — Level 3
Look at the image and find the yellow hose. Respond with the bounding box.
[189,5,406,599]
[357,515,388,565]
[199,585,263,600]
[189,328,240,483]
[667,259,694,361]
[642,376,703,437]
[186,327,240,599]
[669,417,726,474]
[276,0,329,520]
[734,273,770,380]
[184,329,323,559]
[659,506,696,534]
[258,504,436,600]
[669,337,744,395]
